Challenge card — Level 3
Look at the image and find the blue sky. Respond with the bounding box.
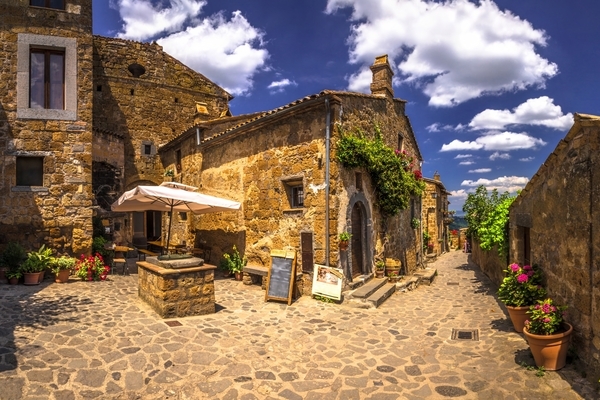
[93,0,598,213]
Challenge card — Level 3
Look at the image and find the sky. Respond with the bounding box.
[93,0,599,214]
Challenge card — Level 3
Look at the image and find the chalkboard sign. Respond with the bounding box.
[265,250,296,305]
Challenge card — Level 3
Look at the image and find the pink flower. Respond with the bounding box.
[543,318,551,323]
[523,265,532,271]
[509,263,520,272]
[517,274,529,283]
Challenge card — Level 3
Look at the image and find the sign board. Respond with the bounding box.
[311,264,343,301]
[265,250,296,305]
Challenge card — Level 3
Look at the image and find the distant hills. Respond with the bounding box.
[449,216,467,231]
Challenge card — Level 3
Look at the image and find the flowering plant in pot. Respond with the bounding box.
[51,256,76,283]
[338,232,352,250]
[74,254,110,281]
[221,245,247,281]
[497,263,546,332]
[523,298,572,371]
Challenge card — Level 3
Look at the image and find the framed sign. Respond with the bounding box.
[312,264,343,301]
[265,250,296,305]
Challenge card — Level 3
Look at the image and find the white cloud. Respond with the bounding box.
[455,154,473,159]
[450,189,470,200]
[468,168,492,173]
[461,175,529,193]
[427,123,463,132]
[268,79,297,93]
[325,0,557,106]
[156,11,269,96]
[459,160,475,165]
[114,2,269,96]
[441,131,546,152]
[490,152,511,160]
[115,0,205,41]
[469,96,573,131]
[519,156,535,162]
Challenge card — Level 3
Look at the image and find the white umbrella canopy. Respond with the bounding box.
[111,182,240,253]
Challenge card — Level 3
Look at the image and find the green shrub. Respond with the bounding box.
[0,242,27,272]
[220,245,247,274]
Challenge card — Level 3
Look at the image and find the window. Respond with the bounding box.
[30,0,64,9]
[291,186,304,208]
[176,149,182,173]
[140,141,155,157]
[17,34,76,120]
[16,157,44,186]
[355,172,362,191]
[30,49,64,109]
[397,133,404,152]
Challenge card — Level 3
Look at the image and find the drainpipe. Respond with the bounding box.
[325,98,331,267]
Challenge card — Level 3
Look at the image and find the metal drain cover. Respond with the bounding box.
[451,329,479,341]
[447,282,459,286]
[165,320,182,327]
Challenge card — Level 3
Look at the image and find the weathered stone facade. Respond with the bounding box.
[160,56,424,290]
[0,0,94,254]
[508,113,600,381]
[421,173,451,257]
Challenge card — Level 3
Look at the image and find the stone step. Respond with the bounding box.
[365,282,396,308]
[413,268,437,285]
[347,278,387,299]
[396,276,420,292]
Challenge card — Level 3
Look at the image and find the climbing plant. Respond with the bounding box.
[463,185,515,256]
[336,124,425,217]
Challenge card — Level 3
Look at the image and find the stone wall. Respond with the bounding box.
[92,36,232,192]
[470,238,506,286]
[421,175,450,257]
[0,1,94,254]
[137,262,216,318]
[508,114,600,381]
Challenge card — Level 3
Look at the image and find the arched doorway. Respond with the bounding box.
[345,192,373,281]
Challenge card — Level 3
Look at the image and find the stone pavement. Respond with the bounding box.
[0,251,598,400]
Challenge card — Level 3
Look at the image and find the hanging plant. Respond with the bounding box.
[336,124,425,217]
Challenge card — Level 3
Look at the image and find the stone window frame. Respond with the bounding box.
[11,151,52,192]
[30,0,65,9]
[281,175,304,210]
[17,33,77,121]
[140,141,156,157]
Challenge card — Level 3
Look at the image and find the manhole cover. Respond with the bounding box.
[451,328,479,341]
[165,320,182,327]
[447,282,459,286]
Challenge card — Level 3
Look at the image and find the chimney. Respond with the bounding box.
[433,171,440,181]
[370,54,394,98]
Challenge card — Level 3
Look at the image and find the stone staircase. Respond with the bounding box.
[344,267,437,309]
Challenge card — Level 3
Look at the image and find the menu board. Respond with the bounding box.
[265,250,296,305]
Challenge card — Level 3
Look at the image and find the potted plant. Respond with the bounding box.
[21,245,54,285]
[410,218,420,229]
[1,242,26,282]
[221,245,247,281]
[338,232,352,251]
[51,256,75,283]
[497,263,546,332]
[375,260,385,278]
[388,272,399,283]
[74,254,110,281]
[523,298,572,371]
[6,270,22,285]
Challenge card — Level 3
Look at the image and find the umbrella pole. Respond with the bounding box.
[165,205,174,256]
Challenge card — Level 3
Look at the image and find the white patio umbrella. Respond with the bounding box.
[111,182,240,254]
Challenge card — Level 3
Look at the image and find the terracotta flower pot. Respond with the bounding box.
[234,272,243,281]
[375,270,385,278]
[339,241,349,251]
[8,277,19,285]
[506,305,530,333]
[523,322,573,371]
[23,272,41,286]
[55,269,71,283]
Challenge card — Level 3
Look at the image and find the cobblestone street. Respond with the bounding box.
[0,251,598,399]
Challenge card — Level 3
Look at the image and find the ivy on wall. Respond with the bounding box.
[335,124,425,217]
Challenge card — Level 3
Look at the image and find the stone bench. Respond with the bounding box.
[243,265,269,287]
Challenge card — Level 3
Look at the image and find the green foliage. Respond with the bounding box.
[410,218,420,229]
[6,270,22,280]
[462,185,515,256]
[338,232,352,241]
[422,230,431,252]
[92,237,112,265]
[220,245,247,273]
[92,216,106,238]
[51,256,76,274]
[336,125,425,217]
[0,242,27,271]
[74,254,110,281]
[314,294,334,303]
[497,263,546,307]
[21,245,54,273]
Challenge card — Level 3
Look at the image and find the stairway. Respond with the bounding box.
[344,278,396,309]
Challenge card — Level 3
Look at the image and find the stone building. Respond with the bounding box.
[0,0,230,253]
[421,172,451,257]
[159,55,424,288]
[508,113,600,380]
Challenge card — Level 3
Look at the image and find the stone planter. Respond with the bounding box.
[523,322,573,371]
[506,305,530,333]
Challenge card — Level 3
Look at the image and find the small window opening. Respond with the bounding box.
[398,133,404,152]
[130,89,134,95]
[292,186,304,208]
[144,144,152,155]
[96,85,102,92]
[16,156,44,186]
[174,98,179,103]
[355,172,362,191]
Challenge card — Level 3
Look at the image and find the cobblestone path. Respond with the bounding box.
[0,251,598,399]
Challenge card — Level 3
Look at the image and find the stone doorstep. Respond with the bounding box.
[365,283,396,308]
[413,268,437,285]
[347,278,387,300]
[396,276,420,291]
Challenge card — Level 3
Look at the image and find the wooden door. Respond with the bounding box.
[351,203,364,277]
